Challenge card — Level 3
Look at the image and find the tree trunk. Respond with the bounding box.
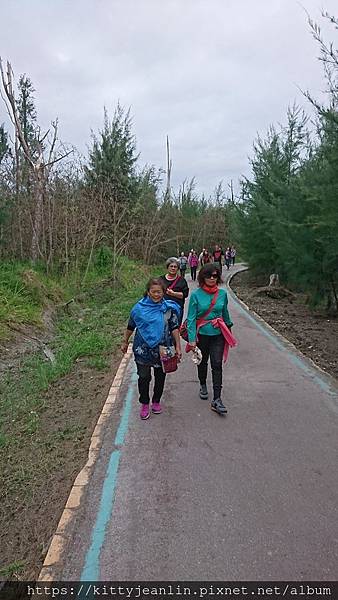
[31,170,44,262]
[269,273,280,287]
[331,278,338,313]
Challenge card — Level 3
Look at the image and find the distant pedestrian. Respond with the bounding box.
[199,248,206,267]
[159,257,189,325]
[231,246,236,266]
[212,244,223,269]
[188,250,199,281]
[179,252,188,277]
[225,247,231,270]
[186,264,235,415]
[201,249,211,266]
[121,278,182,419]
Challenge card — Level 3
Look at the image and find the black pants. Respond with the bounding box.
[197,334,225,400]
[232,257,235,265]
[180,268,187,277]
[136,363,166,404]
[190,266,197,281]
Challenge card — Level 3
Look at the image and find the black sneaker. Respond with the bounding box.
[211,398,227,415]
[199,384,208,400]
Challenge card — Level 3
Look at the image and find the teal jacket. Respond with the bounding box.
[187,287,233,342]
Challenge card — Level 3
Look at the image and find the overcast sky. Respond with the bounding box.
[1,0,337,196]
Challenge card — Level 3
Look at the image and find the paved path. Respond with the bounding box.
[59,265,338,581]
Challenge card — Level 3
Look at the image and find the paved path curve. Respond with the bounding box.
[59,264,338,581]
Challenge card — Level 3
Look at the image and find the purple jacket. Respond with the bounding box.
[189,255,199,267]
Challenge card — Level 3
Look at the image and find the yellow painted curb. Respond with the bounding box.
[38,345,133,581]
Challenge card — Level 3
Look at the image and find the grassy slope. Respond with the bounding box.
[0,257,161,578]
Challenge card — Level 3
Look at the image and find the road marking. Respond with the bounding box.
[38,347,133,581]
[81,369,137,581]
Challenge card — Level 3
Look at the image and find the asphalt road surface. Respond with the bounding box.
[60,264,338,581]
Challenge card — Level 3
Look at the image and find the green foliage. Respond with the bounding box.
[0,560,26,578]
[16,75,38,148]
[0,263,43,335]
[0,262,66,337]
[282,111,338,309]
[0,124,11,233]
[94,245,114,274]
[236,106,309,276]
[0,255,156,438]
[84,103,138,202]
[0,124,10,164]
[132,165,162,219]
[236,34,338,312]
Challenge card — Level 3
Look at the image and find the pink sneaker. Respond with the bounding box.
[151,402,162,414]
[140,404,150,420]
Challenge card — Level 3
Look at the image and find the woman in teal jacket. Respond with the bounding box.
[186,263,233,415]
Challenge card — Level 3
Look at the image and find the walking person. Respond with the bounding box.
[199,248,205,267]
[186,264,234,415]
[179,252,188,277]
[231,246,236,266]
[212,244,223,269]
[225,247,232,270]
[159,257,189,325]
[188,249,194,262]
[121,278,182,420]
[188,250,199,281]
[201,249,211,266]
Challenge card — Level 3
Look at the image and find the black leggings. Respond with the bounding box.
[136,363,166,404]
[190,266,197,281]
[197,334,225,400]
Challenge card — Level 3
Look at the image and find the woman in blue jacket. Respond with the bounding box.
[121,278,182,420]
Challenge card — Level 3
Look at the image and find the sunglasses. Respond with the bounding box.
[206,273,218,279]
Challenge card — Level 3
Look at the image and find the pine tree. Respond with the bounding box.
[236,107,308,277]
[16,75,39,191]
[16,75,38,148]
[84,103,138,204]
[0,124,10,164]
[284,112,338,310]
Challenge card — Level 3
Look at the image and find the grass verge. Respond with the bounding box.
[0,255,160,579]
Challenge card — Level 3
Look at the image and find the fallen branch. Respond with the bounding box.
[251,286,296,300]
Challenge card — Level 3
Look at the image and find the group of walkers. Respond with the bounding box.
[121,248,236,421]
[178,245,236,281]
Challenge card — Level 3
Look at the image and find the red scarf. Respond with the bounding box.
[202,284,218,294]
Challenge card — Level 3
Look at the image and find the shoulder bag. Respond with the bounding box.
[179,289,219,342]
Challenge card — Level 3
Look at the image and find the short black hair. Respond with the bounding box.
[198,263,223,286]
[144,277,166,296]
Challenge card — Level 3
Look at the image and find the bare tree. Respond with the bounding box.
[0,59,72,261]
[164,135,172,203]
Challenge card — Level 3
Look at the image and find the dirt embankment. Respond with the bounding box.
[0,275,140,580]
[230,269,338,381]
[0,330,120,581]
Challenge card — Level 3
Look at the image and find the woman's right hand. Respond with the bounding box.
[120,341,129,354]
[189,341,197,350]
